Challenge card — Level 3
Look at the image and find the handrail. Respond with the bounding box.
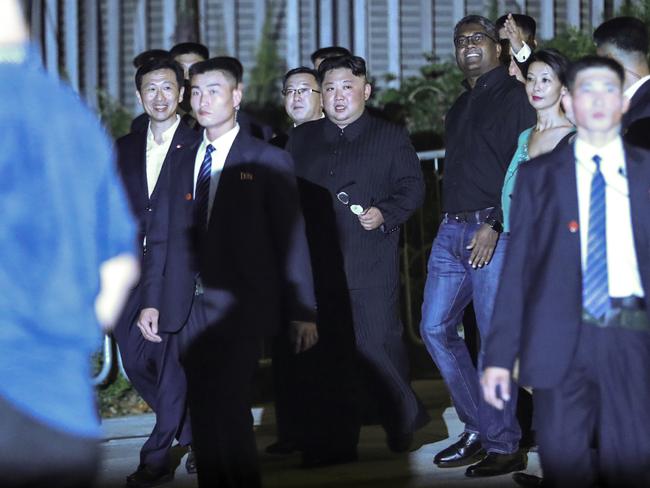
[92,334,115,387]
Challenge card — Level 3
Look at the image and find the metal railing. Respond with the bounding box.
[93,148,446,386]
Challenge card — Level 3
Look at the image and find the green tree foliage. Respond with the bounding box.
[374,58,463,149]
[97,90,132,140]
[539,27,596,60]
[248,5,283,108]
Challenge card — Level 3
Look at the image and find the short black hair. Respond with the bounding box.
[593,16,649,56]
[454,15,499,44]
[527,49,570,86]
[135,58,184,92]
[169,42,210,61]
[495,14,536,41]
[565,56,625,92]
[282,67,319,89]
[133,49,171,69]
[215,56,244,84]
[189,57,240,87]
[310,46,352,65]
[317,55,367,83]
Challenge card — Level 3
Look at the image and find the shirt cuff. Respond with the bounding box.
[511,42,531,63]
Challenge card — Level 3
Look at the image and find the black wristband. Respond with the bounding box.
[486,218,503,234]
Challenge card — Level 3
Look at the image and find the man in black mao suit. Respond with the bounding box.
[594,16,650,150]
[138,57,318,488]
[287,55,429,464]
[482,57,650,488]
[113,58,200,487]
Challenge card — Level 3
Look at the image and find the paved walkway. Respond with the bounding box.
[97,379,541,488]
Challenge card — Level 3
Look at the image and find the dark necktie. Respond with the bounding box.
[582,154,609,320]
[195,144,214,227]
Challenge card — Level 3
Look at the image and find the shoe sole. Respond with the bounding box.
[434,451,485,468]
[465,461,527,478]
[126,473,174,488]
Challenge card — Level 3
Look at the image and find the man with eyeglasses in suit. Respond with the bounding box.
[265,67,322,456]
[419,14,535,478]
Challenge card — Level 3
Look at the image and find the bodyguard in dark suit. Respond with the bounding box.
[594,16,650,150]
[266,67,323,456]
[138,57,318,488]
[287,55,429,464]
[482,57,650,488]
[113,58,199,488]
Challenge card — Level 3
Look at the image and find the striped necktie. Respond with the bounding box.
[195,144,214,226]
[582,154,609,320]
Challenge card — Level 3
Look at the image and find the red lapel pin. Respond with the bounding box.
[568,220,579,233]
[185,193,192,201]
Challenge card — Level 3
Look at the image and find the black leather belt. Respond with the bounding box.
[583,296,649,331]
[443,207,494,224]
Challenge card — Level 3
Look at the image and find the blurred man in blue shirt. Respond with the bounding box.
[0,2,138,487]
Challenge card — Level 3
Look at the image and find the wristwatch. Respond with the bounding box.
[485,217,503,234]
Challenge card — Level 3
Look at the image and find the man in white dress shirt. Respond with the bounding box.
[481,56,650,488]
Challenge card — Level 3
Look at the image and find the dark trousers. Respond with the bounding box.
[181,294,262,488]
[270,328,304,444]
[534,323,650,488]
[0,395,99,488]
[349,284,429,435]
[113,309,191,469]
[295,285,361,457]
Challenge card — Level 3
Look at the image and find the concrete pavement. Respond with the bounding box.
[97,379,541,488]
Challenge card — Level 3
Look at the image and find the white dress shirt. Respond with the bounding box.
[193,124,240,222]
[512,41,531,63]
[145,115,181,197]
[574,136,644,298]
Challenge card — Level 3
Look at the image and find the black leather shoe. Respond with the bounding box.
[125,466,173,487]
[513,472,544,487]
[387,431,413,453]
[265,440,299,455]
[433,432,484,467]
[300,449,358,468]
[185,447,197,474]
[465,451,527,477]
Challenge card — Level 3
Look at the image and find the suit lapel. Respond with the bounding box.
[150,122,198,201]
[624,144,650,257]
[551,142,582,267]
[207,131,247,229]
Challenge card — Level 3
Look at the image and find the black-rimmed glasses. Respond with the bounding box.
[454,32,497,48]
[281,87,321,97]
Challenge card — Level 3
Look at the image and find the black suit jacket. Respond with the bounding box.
[623,79,650,150]
[113,122,200,337]
[484,141,650,388]
[286,111,425,290]
[116,121,200,250]
[142,130,317,336]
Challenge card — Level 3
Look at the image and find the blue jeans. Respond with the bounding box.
[420,220,520,454]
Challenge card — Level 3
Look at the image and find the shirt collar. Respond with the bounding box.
[461,65,509,92]
[202,122,240,149]
[624,75,650,100]
[146,115,181,145]
[575,135,624,171]
[324,109,369,142]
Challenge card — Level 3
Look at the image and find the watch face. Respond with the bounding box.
[350,204,364,215]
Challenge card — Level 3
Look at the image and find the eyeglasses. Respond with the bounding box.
[336,191,366,215]
[281,87,321,97]
[454,32,497,48]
